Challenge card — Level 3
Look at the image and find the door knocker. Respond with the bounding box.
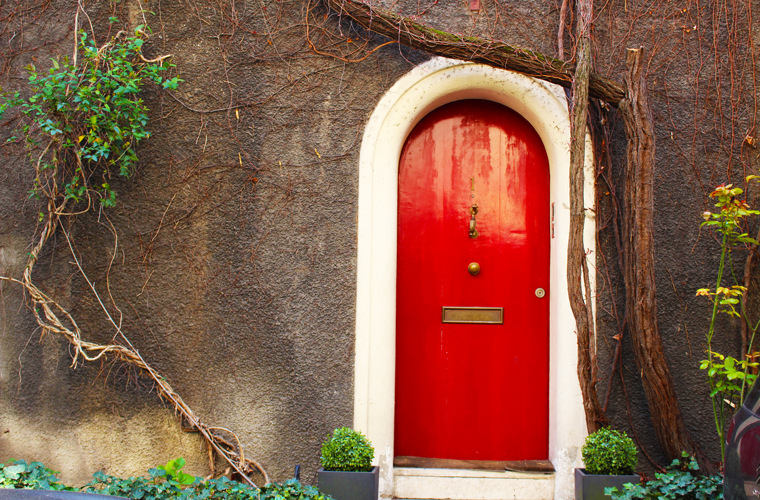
[469,204,479,238]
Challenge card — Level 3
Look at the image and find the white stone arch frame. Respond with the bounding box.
[353,57,593,497]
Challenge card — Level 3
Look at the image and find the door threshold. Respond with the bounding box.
[393,463,555,500]
[394,456,554,474]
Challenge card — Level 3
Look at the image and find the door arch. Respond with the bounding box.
[353,58,593,498]
[395,100,550,460]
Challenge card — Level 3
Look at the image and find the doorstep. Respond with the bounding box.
[393,466,555,500]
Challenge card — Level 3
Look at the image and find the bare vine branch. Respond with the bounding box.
[567,0,608,434]
[2,202,270,486]
[323,0,626,105]
[619,47,710,473]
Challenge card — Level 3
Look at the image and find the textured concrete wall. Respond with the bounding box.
[0,0,758,488]
[0,0,428,485]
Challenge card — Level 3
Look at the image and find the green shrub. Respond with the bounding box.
[320,427,375,472]
[606,454,722,500]
[0,459,74,491]
[582,427,638,475]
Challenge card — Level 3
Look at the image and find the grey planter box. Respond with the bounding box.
[317,466,379,500]
[575,468,640,500]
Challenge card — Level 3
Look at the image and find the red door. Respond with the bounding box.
[395,100,550,461]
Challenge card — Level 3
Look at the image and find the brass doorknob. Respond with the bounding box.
[468,262,480,276]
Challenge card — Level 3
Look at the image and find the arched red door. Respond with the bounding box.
[395,99,550,461]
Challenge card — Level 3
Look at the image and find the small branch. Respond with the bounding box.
[139,53,174,64]
[557,0,570,59]
[306,0,397,63]
[72,6,79,67]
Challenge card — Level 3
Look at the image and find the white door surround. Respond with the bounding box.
[353,57,594,500]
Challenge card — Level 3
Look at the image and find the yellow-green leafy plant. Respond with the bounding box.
[698,181,760,462]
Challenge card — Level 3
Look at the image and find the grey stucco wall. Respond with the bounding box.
[0,0,428,485]
[0,0,758,487]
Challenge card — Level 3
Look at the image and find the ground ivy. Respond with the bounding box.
[0,459,75,491]
[607,454,723,500]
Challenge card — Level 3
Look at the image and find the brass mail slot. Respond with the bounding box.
[441,307,504,324]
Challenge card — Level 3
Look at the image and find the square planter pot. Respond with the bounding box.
[575,468,640,500]
[317,466,379,500]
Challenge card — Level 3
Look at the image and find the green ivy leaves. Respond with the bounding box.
[0,459,75,491]
[156,458,195,486]
[607,453,723,500]
[0,457,334,500]
[83,458,334,500]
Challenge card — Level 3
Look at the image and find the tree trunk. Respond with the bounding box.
[323,0,626,105]
[619,47,711,472]
[568,0,608,434]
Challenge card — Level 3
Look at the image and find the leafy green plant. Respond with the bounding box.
[83,457,197,500]
[259,479,333,500]
[187,475,260,500]
[698,181,760,462]
[1,457,332,500]
[83,458,332,500]
[320,427,375,472]
[699,351,758,406]
[581,427,638,475]
[0,21,179,210]
[606,453,723,500]
[156,458,195,486]
[0,459,74,491]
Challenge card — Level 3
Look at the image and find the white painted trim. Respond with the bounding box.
[353,57,594,500]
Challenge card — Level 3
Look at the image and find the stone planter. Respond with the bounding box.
[575,468,640,500]
[317,466,379,500]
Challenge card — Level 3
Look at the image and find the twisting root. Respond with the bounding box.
[0,163,269,488]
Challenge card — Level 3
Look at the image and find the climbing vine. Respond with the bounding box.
[1,24,179,208]
[0,9,267,487]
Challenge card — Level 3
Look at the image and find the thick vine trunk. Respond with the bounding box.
[568,0,608,434]
[619,47,711,471]
[323,0,626,105]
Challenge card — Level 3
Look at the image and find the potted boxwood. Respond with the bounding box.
[575,427,640,500]
[317,427,378,500]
